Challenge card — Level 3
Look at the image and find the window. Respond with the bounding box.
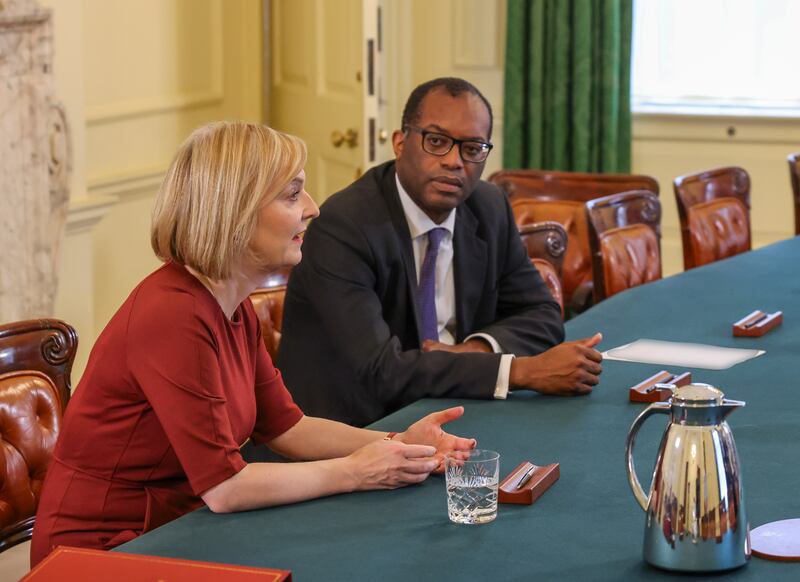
[632,0,800,117]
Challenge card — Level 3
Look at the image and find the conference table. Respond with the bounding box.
[119,237,800,580]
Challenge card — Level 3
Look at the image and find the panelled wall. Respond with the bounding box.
[45,0,263,379]
[386,0,507,177]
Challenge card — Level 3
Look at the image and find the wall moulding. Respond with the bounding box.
[65,195,117,235]
[633,115,800,145]
[85,90,224,126]
[85,0,224,126]
[87,166,165,201]
[452,0,502,69]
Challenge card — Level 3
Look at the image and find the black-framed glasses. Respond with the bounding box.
[404,126,493,163]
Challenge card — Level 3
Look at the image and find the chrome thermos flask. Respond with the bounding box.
[625,383,750,572]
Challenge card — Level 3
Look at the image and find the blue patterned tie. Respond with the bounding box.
[417,228,447,342]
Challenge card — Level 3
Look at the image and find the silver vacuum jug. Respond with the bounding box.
[624,383,750,572]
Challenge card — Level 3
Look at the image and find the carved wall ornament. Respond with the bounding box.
[0,0,71,322]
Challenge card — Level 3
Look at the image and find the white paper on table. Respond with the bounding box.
[602,339,764,370]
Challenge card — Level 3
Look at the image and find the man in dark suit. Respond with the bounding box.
[278,77,602,427]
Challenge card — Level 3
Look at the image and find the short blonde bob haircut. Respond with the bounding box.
[151,121,306,279]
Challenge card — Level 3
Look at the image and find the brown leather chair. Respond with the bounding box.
[0,319,78,553]
[586,190,662,302]
[673,166,751,270]
[489,169,659,313]
[518,221,567,317]
[788,153,800,236]
[249,268,291,361]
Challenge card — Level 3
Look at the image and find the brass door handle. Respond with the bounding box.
[331,128,358,148]
[378,128,389,144]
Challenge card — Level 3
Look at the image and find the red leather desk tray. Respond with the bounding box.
[22,547,292,581]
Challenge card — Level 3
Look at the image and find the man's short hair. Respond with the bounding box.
[401,77,493,138]
[151,122,307,279]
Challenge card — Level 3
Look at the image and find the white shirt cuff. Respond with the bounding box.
[493,354,514,400]
[465,332,502,354]
[462,333,510,400]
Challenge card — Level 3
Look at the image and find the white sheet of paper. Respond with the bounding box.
[603,339,764,370]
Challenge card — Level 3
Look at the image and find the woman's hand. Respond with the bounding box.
[396,406,477,473]
[345,440,439,491]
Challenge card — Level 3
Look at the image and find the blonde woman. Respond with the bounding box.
[31,122,476,566]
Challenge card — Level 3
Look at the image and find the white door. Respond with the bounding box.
[269,0,391,202]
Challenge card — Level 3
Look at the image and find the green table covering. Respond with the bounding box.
[119,237,800,580]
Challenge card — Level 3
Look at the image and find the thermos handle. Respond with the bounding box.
[625,402,671,511]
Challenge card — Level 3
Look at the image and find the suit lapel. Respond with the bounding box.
[380,166,423,342]
[453,203,487,340]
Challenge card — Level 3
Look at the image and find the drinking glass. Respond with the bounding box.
[445,449,500,524]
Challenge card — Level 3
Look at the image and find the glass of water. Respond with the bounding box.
[445,449,500,524]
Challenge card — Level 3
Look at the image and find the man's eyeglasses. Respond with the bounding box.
[404,126,493,164]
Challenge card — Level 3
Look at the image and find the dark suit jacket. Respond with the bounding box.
[277,161,564,426]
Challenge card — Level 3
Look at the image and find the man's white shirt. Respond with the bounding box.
[395,174,513,399]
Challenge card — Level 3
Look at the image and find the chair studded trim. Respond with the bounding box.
[519,221,568,317]
[787,153,800,236]
[0,319,78,409]
[531,258,565,317]
[511,199,590,307]
[598,225,662,298]
[0,371,62,552]
[586,190,663,303]
[673,166,751,270]
[249,267,292,361]
[249,287,287,361]
[687,198,751,268]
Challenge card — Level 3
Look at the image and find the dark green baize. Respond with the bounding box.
[119,237,800,581]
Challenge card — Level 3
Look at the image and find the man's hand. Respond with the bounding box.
[397,406,477,472]
[422,338,493,354]
[510,333,603,396]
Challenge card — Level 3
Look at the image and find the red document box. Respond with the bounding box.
[22,547,292,581]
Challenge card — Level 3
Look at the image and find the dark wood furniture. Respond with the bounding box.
[673,166,751,270]
[586,190,662,302]
[788,153,800,236]
[249,268,291,361]
[489,169,659,313]
[518,221,567,317]
[0,319,78,553]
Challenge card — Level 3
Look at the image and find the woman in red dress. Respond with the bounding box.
[31,122,476,567]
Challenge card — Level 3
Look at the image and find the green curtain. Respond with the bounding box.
[503,0,633,173]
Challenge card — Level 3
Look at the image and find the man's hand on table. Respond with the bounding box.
[510,332,603,396]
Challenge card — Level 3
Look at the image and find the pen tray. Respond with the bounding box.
[629,370,692,403]
[498,461,559,505]
[733,310,783,337]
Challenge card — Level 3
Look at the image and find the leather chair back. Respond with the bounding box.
[511,199,588,311]
[788,152,800,236]
[673,166,751,269]
[0,319,78,409]
[0,371,62,553]
[249,268,291,361]
[518,221,567,317]
[490,169,659,312]
[0,319,77,553]
[586,190,662,301]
